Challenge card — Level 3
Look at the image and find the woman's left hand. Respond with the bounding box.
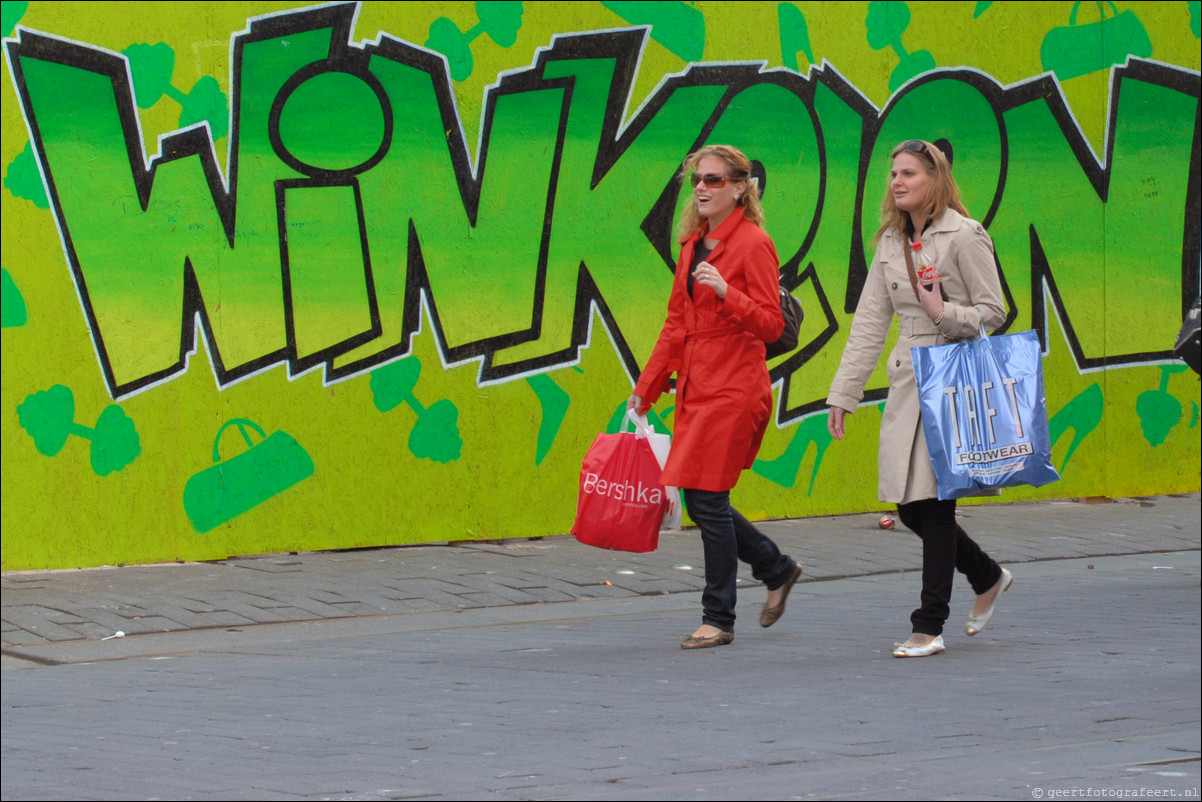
[693,261,727,299]
[916,273,944,321]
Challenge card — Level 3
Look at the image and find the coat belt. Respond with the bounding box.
[685,324,742,343]
[898,315,940,337]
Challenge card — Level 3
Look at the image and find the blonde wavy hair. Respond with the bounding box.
[676,145,764,241]
[874,140,968,244]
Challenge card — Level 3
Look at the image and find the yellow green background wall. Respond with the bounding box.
[3,1,1199,570]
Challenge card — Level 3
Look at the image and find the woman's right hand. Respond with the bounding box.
[827,405,849,441]
[627,394,645,416]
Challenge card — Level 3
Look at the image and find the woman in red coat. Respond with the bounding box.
[629,145,803,650]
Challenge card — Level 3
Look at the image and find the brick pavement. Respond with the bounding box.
[2,550,1198,800]
[3,493,1198,651]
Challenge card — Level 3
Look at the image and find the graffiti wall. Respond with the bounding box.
[2,1,1199,570]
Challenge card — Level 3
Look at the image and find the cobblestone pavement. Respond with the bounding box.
[2,494,1199,800]
[4,493,1198,654]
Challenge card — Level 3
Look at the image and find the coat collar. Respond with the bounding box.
[925,208,963,235]
[680,206,748,246]
[884,208,964,246]
[680,206,747,266]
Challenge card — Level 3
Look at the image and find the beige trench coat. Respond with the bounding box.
[827,209,1006,504]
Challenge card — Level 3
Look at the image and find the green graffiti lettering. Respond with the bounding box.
[491,43,727,371]
[9,19,343,394]
[707,81,821,269]
[215,23,350,370]
[775,71,867,418]
[995,69,1197,365]
[332,47,562,375]
[15,53,229,390]
[280,182,378,367]
[6,14,1198,413]
[866,77,1003,240]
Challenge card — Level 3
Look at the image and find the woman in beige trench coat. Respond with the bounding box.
[826,140,1013,658]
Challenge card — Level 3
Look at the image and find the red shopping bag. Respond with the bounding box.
[570,429,668,553]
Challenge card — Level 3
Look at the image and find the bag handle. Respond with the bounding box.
[1070,1,1119,25]
[623,408,656,440]
[211,418,266,463]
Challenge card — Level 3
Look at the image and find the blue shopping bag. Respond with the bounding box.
[911,324,1060,500]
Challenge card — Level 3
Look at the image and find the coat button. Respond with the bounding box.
[891,282,898,289]
[895,359,901,366]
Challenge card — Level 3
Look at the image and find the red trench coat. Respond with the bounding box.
[634,208,784,491]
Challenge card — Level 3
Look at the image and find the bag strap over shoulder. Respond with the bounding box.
[902,238,922,303]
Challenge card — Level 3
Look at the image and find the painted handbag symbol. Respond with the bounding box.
[183,419,315,533]
[1040,1,1152,82]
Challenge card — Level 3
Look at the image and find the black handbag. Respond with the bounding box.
[1174,294,1200,375]
[765,282,803,360]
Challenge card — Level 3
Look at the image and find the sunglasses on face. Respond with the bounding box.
[689,172,730,188]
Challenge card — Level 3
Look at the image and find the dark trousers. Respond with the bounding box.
[896,498,1002,636]
[683,488,795,632]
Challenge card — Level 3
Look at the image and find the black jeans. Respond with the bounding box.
[683,488,796,632]
[896,498,1003,637]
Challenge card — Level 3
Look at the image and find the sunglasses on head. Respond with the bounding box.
[689,172,730,188]
[902,140,934,159]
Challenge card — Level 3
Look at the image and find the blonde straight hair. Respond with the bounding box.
[676,145,764,241]
[874,140,969,244]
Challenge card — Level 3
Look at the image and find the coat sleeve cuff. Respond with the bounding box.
[715,287,748,321]
[826,390,861,412]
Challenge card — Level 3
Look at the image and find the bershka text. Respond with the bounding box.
[582,473,664,506]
